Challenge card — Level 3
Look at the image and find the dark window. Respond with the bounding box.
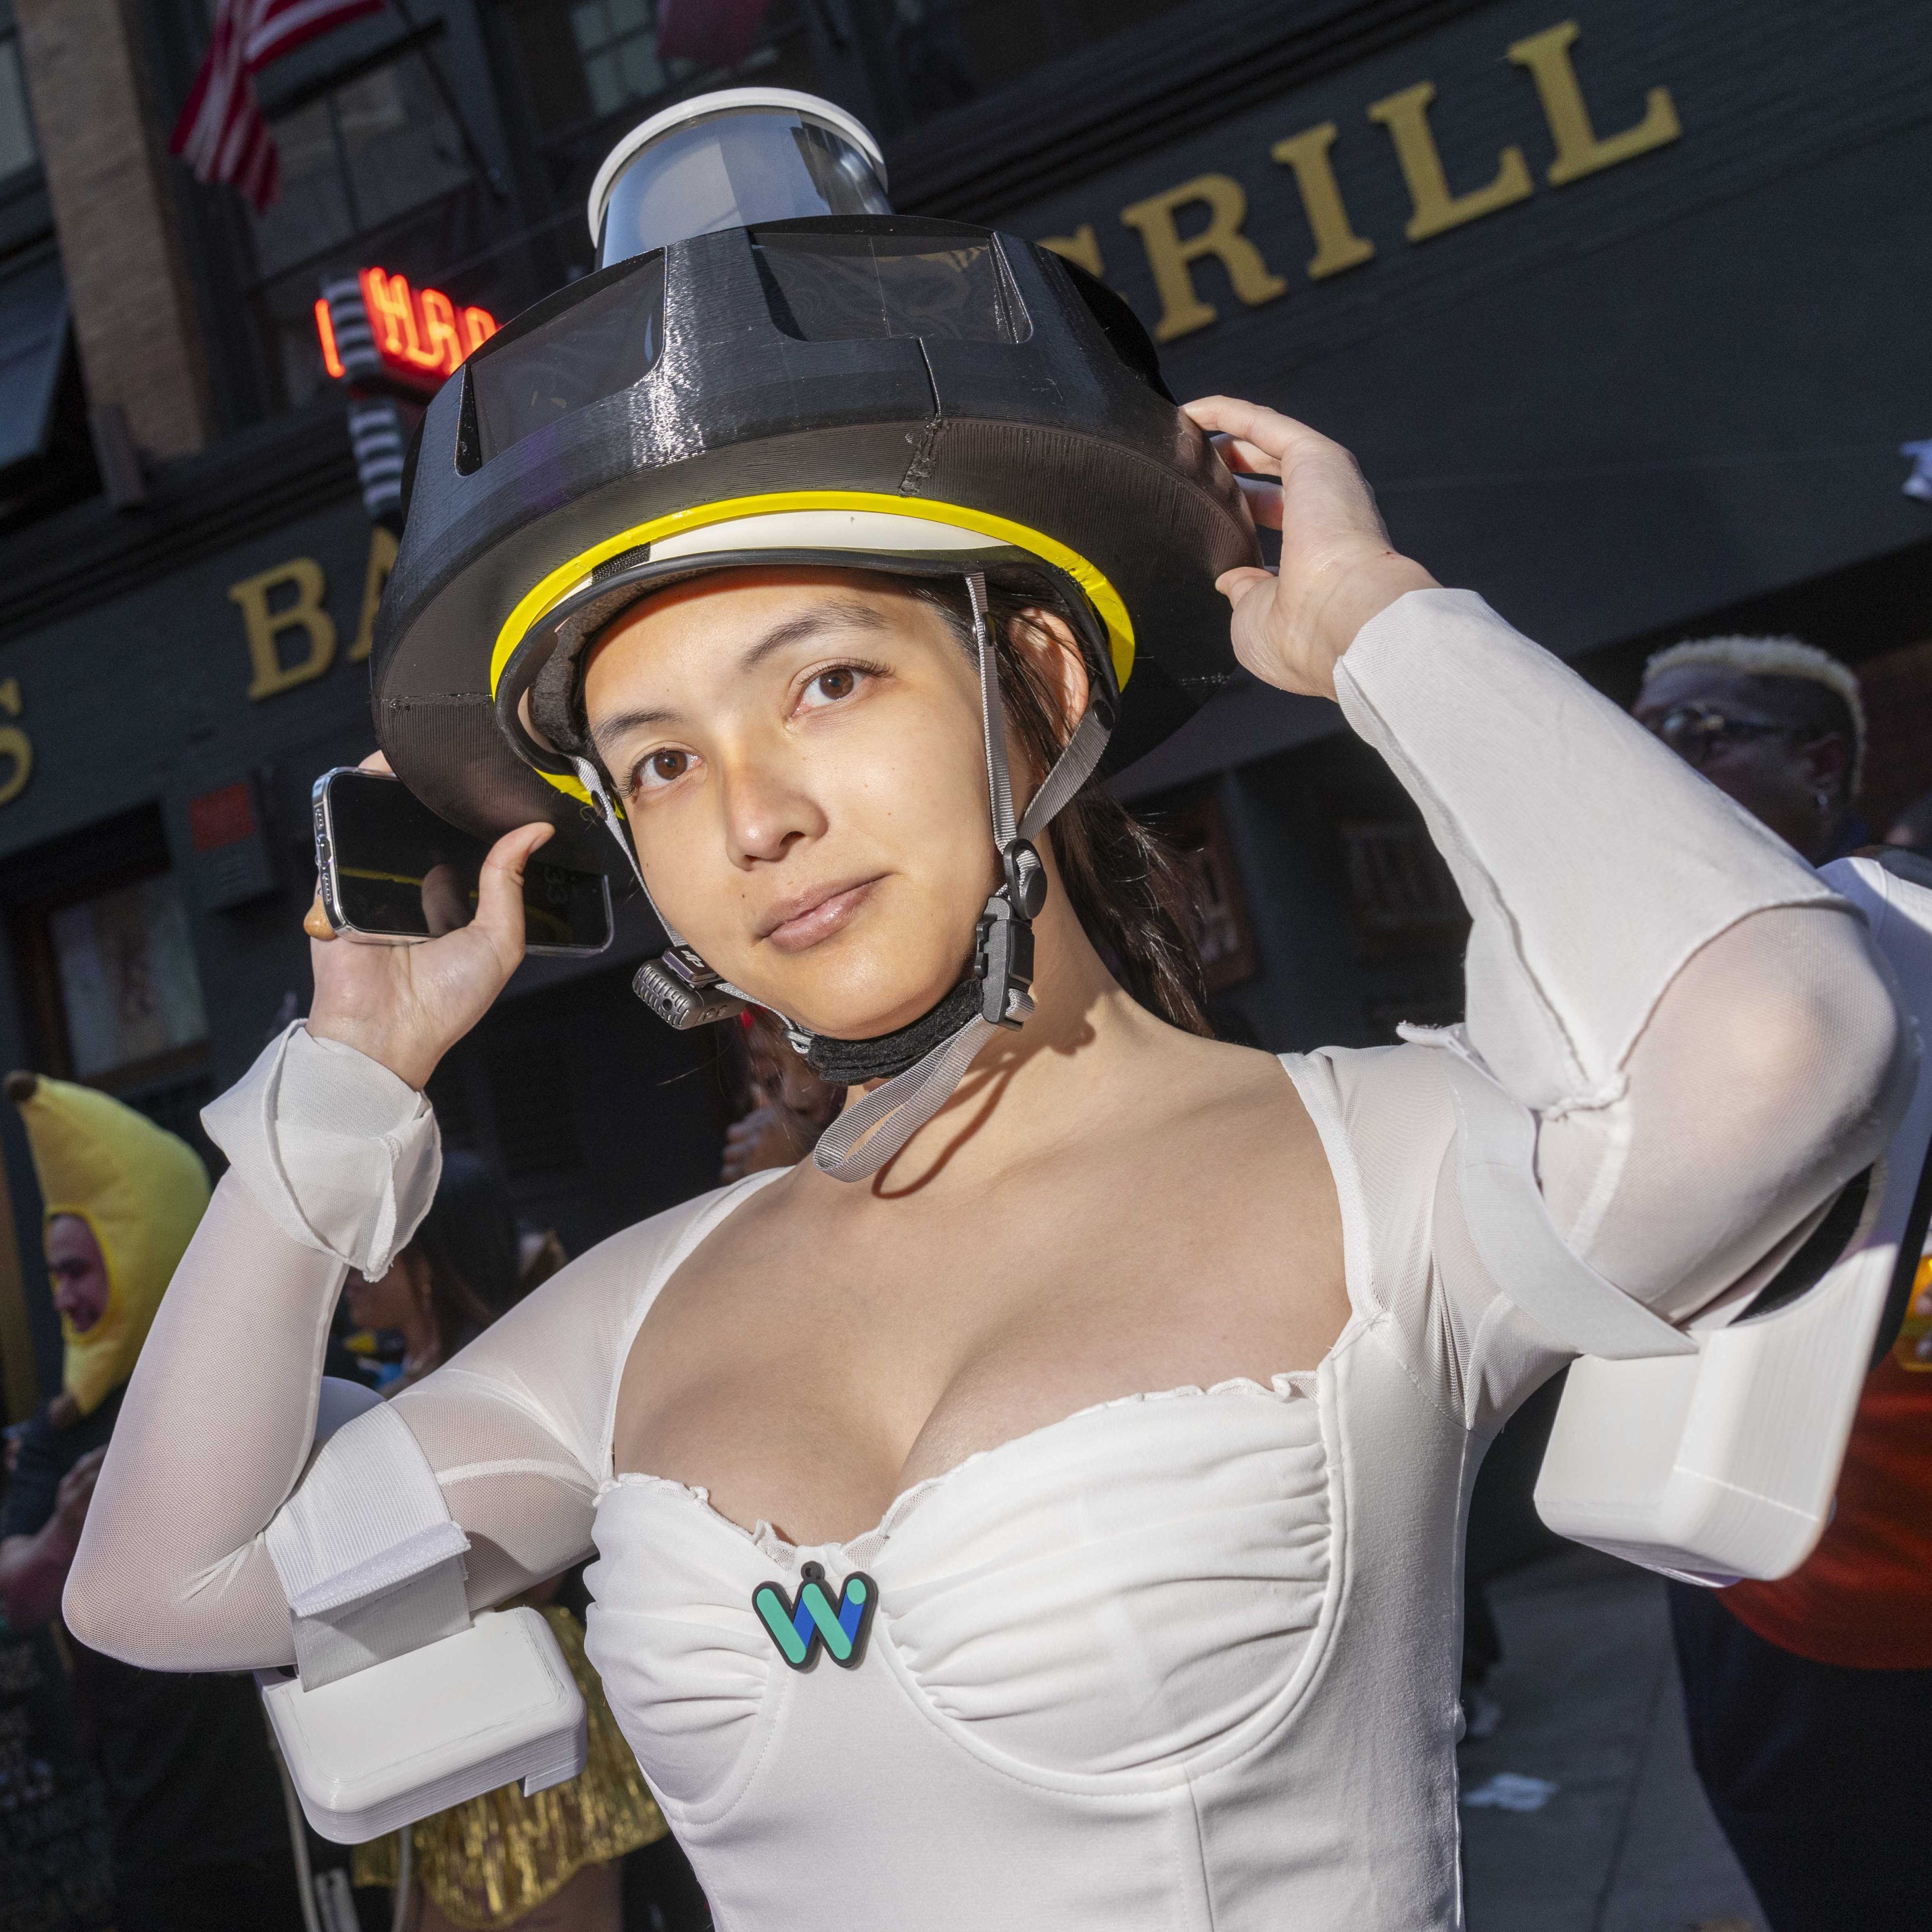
[252,56,471,278]
[2,806,214,1112]
[570,0,671,120]
[245,52,477,411]
[503,0,815,142]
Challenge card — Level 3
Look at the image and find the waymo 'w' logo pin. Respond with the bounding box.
[752,1561,877,1671]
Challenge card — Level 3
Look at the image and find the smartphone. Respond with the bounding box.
[312,767,613,956]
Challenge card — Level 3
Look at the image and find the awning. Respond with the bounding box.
[0,252,68,476]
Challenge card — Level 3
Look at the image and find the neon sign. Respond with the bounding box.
[314,270,498,387]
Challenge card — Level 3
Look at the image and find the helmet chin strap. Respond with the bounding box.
[577,570,1111,1181]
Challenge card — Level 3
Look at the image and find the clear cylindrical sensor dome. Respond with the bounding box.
[589,88,891,270]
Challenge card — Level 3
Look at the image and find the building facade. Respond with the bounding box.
[0,0,1928,1411]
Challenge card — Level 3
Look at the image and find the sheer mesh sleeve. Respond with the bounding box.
[1311,590,1912,1434]
[61,1027,730,1673]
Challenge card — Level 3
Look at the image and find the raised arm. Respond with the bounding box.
[1189,397,1910,1344]
[62,796,603,1672]
[1334,591,1907,1321]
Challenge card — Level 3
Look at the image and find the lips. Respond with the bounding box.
[758,876,883,952]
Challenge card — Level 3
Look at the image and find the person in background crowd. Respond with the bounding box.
[0,1502,113,1929]
[345,1151,704,1931]
[0,1072,305,1932]
[1634,634,1931,1931]
[1636,635,1869,862]
[717,1012,842,1182]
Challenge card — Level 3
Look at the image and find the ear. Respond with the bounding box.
[1801,732,1853,800]
[1006,608,1091,746]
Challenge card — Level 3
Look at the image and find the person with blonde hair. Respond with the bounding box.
[1636,633,1868,862]
[1636,634,1931,1931]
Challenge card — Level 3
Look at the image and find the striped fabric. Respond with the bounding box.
[169,0,386,211]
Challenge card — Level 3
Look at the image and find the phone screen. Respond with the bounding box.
[314,768,612,955]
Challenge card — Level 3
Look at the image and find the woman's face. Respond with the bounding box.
[583,571,1038,1040]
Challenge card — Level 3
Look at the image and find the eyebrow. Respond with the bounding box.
[588,599,895,755]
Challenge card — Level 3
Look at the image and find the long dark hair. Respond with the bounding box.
[914,575,1212,1037]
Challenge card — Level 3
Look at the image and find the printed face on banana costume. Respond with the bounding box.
[45,1215,109,1334]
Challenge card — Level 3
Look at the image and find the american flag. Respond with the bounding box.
[171,0,388,212]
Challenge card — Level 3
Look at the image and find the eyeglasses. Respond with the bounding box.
[1645,702,1814,767]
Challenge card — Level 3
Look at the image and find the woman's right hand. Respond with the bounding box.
[1182,396,1436,701]
[304,755,554,1090]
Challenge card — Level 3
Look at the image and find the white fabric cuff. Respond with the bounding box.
[202,1023,441,1277]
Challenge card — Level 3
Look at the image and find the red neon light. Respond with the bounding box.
[313,297,346,380]
[313,269,500,385]
[361,267,434,372]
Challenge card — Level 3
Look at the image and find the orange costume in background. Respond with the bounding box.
[1721,1264,1932,1669]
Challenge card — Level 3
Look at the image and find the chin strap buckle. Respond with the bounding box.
[974,893,1036,1029]
[973,838,1044,1030]
[632,945,747,1030]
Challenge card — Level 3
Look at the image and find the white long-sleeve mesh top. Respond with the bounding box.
[63,591,1911,1930]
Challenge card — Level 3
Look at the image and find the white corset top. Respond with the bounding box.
[589,1374,1328,1799]
[586,1370,1349,1929]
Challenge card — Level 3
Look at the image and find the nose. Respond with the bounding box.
[717,743,825,869]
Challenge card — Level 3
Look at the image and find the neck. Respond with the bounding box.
[842,876,1181,1191]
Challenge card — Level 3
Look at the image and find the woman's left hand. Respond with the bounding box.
[1183,396,1437,700]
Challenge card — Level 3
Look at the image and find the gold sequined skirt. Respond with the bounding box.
[352,1604,668,1929]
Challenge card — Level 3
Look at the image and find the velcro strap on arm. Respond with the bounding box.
[1437,1048,1696,1361]
[267,1400,472,1689]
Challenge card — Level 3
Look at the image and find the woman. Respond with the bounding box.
[61,400,1907,1928]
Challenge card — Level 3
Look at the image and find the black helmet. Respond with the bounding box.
[369,92,1259,1176]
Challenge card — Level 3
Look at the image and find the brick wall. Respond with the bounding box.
[15,0,213,460]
